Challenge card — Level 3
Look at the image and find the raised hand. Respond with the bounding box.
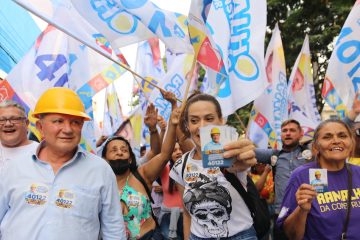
[161,89,177,108]
[170,107,181,126]
[157,115,167,131]
[144,103,158,130]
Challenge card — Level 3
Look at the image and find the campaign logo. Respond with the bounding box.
[184,163,200,183]
[55,189,75,209]
[24,183,48,206]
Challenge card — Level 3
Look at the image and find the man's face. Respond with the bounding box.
[0,106,29,147]
[211,133,220,143]
[36,113,83,155]
[315,173,321,180]
[281,122,303,149]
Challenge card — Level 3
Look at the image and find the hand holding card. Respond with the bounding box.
[309,168,328,193]
[200,125,238,168]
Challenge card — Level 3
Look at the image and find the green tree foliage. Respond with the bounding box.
[227,0,354,133]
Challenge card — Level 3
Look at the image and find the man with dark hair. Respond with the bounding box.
[256,119,312,240]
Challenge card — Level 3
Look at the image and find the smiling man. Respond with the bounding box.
[256,119,312,240]
[0,100,38,173]
[0,87,126,240]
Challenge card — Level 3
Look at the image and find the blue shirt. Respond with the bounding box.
[256,145,311,213]
[0,142,126,240]
[203,141,223,152]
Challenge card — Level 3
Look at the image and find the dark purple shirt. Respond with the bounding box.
[277,161,360,240]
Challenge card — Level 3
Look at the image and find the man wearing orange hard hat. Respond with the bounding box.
[0,87,126,240]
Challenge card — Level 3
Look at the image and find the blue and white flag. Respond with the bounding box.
[322,0,360,118]
[206,0,268,116]
[72,0,192,54]
[248,23,288,149]
[6,25,124,153]
[288,35,321,140]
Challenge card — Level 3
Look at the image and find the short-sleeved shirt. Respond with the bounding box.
[0,142,126,240]
[170,149,253,238]
[277,161,360,240]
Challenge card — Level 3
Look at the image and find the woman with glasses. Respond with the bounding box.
[101,103,180,240]
[277,119,360,240]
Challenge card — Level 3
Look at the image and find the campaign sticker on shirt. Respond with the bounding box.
[128,194,141,207]
[55,189,75,209]
[184,163,200,183]
[24,183,49,205]
[302,149,312,160]
[200,125,238,168]
[270,155,278,166]
[309,168,328,193]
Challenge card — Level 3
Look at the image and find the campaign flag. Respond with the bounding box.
[206,0,268,116]
[188,0,224,72]
[248,23,288,149]
[71,0,155,49]
[322,0,360,118]
[116,0,193,54]
[72,0,192,54]
[13,0,117,59]
[150,52,194,121]
[128,105,143,157]
[134,38,166,147]
[6,25,126,152]
[102,82,124,136]
[288,35,321,139]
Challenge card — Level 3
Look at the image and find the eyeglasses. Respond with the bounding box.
[0,117,26,125]
[356,128,360,137]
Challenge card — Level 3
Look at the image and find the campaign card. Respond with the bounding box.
[200,125,238,168]
[309,168,328,193]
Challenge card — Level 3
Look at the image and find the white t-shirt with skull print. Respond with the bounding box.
[170,149,253,238]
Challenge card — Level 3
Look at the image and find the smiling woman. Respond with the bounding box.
[276,119,360,240]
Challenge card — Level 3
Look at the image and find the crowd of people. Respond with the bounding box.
[0,86,359,240]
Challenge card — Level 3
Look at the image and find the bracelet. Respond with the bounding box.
[149,128,158,134]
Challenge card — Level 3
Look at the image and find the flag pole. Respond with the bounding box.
[234,112,248,137]
[15,1,182,103]
[180,55,197,112]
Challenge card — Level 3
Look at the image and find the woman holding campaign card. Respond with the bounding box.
[169,93,257,240]
[277,119,360,240]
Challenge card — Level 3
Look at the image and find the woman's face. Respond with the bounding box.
[314,122,353,164]
[171,142,183,162]
[105,139,130,161]
[187,101,223,149]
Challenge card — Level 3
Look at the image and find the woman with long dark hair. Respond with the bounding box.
[102,104,180,240]
[158,142,184,239]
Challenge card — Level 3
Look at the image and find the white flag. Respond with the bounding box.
[322,0,360,118]
[288,35,321,140]
[248,23,288,149]
[206,0,268,116]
